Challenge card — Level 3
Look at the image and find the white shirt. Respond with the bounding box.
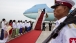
[17,23,20,29]
[22,23,25,28]
[49,16,76,43]
[26,22,31,27]
[24,22,27,27]
[1,21,5,29]
[20,22,23,28]
[12,22,17,29]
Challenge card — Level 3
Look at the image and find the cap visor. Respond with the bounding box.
[51,4,60,9]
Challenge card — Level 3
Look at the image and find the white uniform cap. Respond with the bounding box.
[57,0,75,7]
[51,0,75,9]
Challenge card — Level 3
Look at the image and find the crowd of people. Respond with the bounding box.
[0,18,33,43]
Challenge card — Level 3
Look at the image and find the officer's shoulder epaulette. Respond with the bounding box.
[68,23,76,28]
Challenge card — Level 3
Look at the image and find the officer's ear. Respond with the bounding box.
[63,6,67,11]
[63,6,70,13]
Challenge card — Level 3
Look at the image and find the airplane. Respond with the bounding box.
[23,4,55,21]
[23,4,72,21]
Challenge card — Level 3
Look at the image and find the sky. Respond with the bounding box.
[0,0,76,21]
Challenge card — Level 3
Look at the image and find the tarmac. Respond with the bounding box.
[36,24,55,43]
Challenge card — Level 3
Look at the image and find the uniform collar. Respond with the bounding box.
[56,16,67,24]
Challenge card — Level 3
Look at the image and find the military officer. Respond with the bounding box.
[48,22,52,31]
[42,22,46,31]
[49,0,76,43]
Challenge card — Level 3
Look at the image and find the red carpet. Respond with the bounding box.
[7,30,42,43]
[34,10,45,30]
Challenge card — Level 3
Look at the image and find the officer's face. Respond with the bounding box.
[54,5,66,19]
